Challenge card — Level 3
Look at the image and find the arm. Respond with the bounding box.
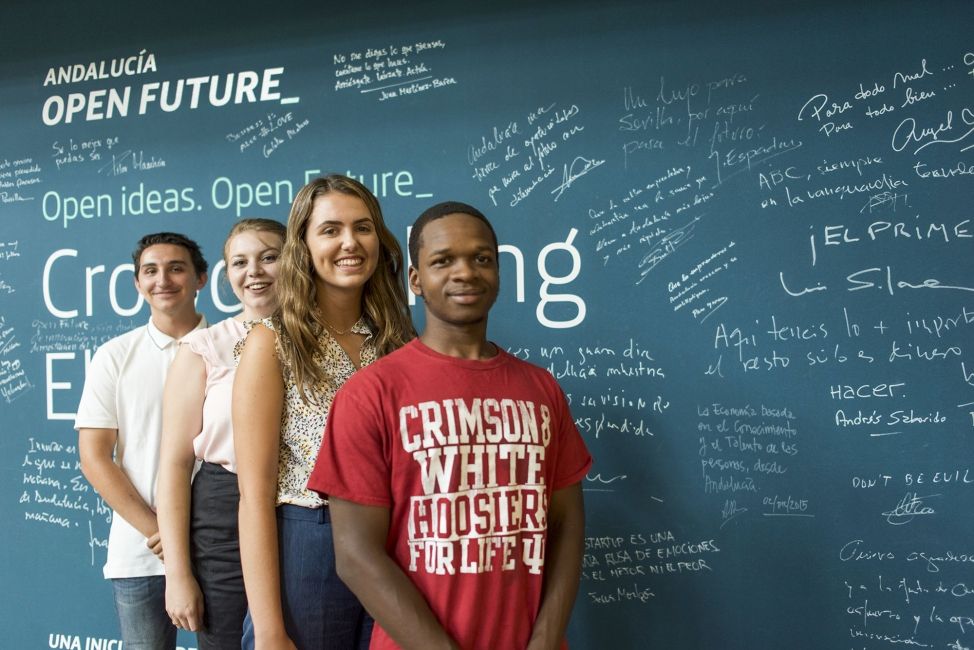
[79,428,161,548]
[526,482,586,650]
[328,498,460,650]
[157,345,207,631]
[232,325,294,650]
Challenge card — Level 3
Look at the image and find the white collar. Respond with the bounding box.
[145,314,207,350]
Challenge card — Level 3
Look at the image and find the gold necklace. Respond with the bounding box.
[322,315,360,336]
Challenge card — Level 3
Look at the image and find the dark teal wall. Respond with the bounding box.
[3,1,973,647]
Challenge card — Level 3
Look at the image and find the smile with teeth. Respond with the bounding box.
[335,257,364,268]
[247,282,271,290]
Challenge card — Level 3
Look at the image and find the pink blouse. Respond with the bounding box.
[182,317,246,473]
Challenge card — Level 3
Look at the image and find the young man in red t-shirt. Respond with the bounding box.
[309,201,591,650]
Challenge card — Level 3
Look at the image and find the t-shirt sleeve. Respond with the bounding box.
[182,329,214,371]
[307,378,392,507]
[549,381,593,491]
[74,344,119,430]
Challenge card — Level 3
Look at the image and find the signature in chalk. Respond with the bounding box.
[585,472,628,485]
[891,108,974,155]
[882,491,939,525]
[636,216,701,283]
[552,156,606,201]
[720,499,748,528]
[99,150,165,176]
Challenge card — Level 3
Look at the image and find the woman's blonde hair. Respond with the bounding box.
[222,218,286,262]
[276,174,413,402]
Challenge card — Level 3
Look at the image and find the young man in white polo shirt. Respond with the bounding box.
[76,232,208,649]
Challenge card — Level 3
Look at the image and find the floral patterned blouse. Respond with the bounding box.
[244,316,376,507]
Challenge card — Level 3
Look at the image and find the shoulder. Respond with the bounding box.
[167,344,207,390]
[499,351,569,402]
[184,317,243,349]
[239,323,277,356]
[179,322,210,354]
[89,326,146,367]
[242,316,287,350]
[342,342,416,392]
[188,316,242,340]
[236,318,283,369]
[360,340,418,373]
[242,317,278,342]
[246,315,279,333]
[76,329,147,425]
[103,325,146,351]
[503,350,559,382]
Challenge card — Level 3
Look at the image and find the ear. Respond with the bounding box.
[196,272,208,291]
[407,266,422,297]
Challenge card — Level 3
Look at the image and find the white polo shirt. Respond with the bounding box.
[75,316,206,579]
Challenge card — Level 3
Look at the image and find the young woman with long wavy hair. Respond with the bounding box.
[233,175,413,650]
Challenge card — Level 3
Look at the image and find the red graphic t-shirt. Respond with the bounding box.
[309,339,592,650]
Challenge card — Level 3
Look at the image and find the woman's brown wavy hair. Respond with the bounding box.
[275,174,413,403]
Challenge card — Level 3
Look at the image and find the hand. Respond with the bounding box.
[146,532,164,560]
[166,573,204,632]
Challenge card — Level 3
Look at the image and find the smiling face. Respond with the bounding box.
[134,243,206,318]
[408,213,499,332]
[225,229,283,319]
[304,192,380,298]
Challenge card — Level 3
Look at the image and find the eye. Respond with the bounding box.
[430,257,449,267]
[322,226,338,236]
[231,259,247,268]
[261,253,279,263]
[476,254,494,265]
[356,223,374,233]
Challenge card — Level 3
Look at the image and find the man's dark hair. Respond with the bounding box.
[409,201,499,265]
[132,232,208,276]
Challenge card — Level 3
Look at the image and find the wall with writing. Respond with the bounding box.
[2,1,972,647]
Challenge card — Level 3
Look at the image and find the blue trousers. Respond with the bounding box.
[242,504,373,650]
[111,575,177,650]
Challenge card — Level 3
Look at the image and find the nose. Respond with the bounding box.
[247,259,264,276]
[340,229,360,251]
[450,257,476,280]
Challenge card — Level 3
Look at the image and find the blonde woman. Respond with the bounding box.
[233,175,413,650]
[157,219,286,649]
